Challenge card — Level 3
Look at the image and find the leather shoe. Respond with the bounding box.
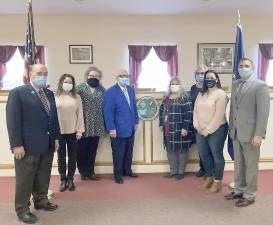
[195,169,205,177]
[115,179,124,184]
[87,174,101,181]
[34,202,58,211]
[224,192,243,200]
[127,173,138,178]
[67,180,75,191]
[163,173,176,179]
[235,198,255,207]
[80,174,87,181]
[59,180,67,192]
[18,212,38,224]
[176,174,184,180]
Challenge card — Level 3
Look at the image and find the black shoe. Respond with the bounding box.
[80,174,87,181]
[195,169,205,177]
[87,174,101,181]
[59,180,67,192]
[115,179,124,184]
[67,180,75,191]
[34,202,58,211]
[176,174,184,180]
[126,173,138,178]
[163,173,176,179]
[18,212,38,224]
[224,192,243,200]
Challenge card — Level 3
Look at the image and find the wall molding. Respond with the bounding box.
[2,157,273,170]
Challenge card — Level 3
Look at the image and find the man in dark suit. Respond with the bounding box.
[104,69,139,184]
[6,64,60,224]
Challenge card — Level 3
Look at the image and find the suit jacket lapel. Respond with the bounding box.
[116,84,131,108]
[26,84,49,114]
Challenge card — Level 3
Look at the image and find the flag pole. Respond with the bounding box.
[237,9,241,25]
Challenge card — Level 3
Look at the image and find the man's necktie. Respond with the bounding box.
[37,89,50,115]
[123,88,130,106]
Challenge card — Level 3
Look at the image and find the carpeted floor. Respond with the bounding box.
[0,171,273,225]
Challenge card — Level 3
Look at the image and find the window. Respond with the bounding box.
[266,60,273,86]
[137,48,171,92]
[2,48,24,90]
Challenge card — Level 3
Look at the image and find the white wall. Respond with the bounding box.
[1,14,273,175]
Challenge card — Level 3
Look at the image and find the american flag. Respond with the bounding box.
[23,0,37,83]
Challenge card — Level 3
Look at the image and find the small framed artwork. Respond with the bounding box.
[197,43,235,73]
[69,45,93,64]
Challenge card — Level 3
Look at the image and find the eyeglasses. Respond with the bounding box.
[88,74,100,78]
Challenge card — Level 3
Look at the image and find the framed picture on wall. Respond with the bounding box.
[69,45,93,64]
[197,43,235,73]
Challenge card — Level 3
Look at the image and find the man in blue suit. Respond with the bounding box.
[104,69,139,184]
[6,64,60,224]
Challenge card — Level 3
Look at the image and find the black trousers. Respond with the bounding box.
[110,133,135,181]
[57,133,77,181]
[14,152,54,216]
[77,136,100,177]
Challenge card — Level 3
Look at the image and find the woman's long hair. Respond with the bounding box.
[56,73,76,97]
[201,70,222,95]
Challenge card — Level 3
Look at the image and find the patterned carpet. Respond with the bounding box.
[0,171,273,225]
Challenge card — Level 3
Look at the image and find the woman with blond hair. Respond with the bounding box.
[76,67,105,181]
[159,77,193,180]
[190,65,207,177]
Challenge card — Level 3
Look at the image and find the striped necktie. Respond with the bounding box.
[235,81,246,103]
[37,89,50,115]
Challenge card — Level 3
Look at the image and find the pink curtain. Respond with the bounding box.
[258,44,273,81]
[0,46,17,89]
[128,45,152,88]
[153,45,178,77]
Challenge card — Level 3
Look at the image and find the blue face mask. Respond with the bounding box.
[33,76,47,89]
[118,77,130,86]
[238,67,252,80]
[195,74,204,82]
[205,79,217,88]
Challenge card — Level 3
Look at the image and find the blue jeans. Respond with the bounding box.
[196,123,228,180]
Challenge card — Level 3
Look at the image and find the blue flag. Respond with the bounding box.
[233,24,244,80]
[228,23,244,160]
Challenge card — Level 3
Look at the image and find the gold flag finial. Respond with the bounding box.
[237,9,241,24]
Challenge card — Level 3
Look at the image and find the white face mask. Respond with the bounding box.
[170,84,180,93]
[62,83,73,92]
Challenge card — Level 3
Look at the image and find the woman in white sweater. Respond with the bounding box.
[55,74,84,192]
[193,70,228,193]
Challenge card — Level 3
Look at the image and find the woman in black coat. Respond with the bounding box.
[159,77,193,180]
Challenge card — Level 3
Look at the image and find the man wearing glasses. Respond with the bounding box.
[104,70,139,184]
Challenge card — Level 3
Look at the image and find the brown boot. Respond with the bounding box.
[209,181,222,193]
[202,176,213,189]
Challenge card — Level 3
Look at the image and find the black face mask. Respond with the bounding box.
[205,79,217,88]
[87,78,99,87]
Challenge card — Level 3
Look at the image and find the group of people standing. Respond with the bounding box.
[159,58,270,208]
[5,57,270,224]
[6,64,139,224]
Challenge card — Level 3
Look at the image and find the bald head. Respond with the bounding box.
[116,69,129,78]
[29,64,48,89]
[116,69,130,86]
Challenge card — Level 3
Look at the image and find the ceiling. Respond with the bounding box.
[1,0,273,15]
